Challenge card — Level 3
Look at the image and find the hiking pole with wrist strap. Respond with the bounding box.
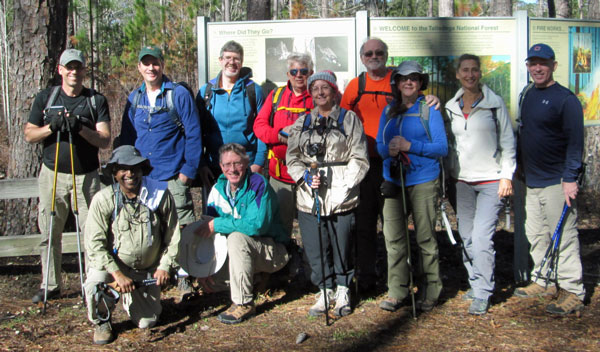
[311,162,329,326]
[43,129,61,315]
[399,163,417,320]
[66,118,86,305]
[534,202,569,288]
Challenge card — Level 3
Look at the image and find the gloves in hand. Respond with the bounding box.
[66,114,82,133]
[49,114,65,133]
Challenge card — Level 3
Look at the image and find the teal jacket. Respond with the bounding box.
[206,170,289,245]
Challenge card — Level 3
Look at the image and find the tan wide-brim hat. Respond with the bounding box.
[178,216,228,278]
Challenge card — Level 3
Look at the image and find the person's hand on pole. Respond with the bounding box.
[111,270,135,293]
[153,269,170,287]
[562,181,578,207]
[65,113,82,133]
[498,178,513,198]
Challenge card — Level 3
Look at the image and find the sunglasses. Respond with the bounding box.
[289,68,309,76]
[363,50,385,58]
[399,74,421,82]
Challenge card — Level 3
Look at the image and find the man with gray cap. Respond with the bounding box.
[24,48,111,303]
[513,43,585,316]
[84,145,181,344]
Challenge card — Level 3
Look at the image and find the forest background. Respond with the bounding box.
[0,0,598,238]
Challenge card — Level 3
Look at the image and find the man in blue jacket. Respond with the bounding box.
[195,143,289,324]
[197,41,266,191]
[119,46,202,227]
[119,46,202,294]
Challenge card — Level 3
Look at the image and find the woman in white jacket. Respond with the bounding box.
[445,54,516,315]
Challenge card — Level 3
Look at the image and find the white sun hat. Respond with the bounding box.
[178,217,228,278]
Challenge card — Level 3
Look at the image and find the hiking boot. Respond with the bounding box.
[417,298,437,312]
[546,289,584,315]
[514,282,557,298]
[468,298,489,315]
[308,288,334,317]
[32,288,60,303]
[333,286,352,317]
[379,297,404,312]
[462,289,475,301]
[93,321,113,345]
[217,302,256,324]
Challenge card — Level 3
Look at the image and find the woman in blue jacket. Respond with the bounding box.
[376,61,447,312]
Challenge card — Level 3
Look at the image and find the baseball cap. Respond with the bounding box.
[59,49,85,67]
[526,43,555,60]
[138,46,164,61]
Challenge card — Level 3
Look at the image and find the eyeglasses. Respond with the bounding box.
[221,161,245,170]
[363,50,385,58]
[220,55,241,63]
[289,68,309,77]
[399,74,421,82]
[310,84,332,94]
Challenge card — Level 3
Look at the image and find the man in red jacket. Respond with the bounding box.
[254,52,314,235]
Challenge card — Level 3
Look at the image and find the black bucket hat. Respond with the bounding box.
[102,145,152,177]
[390,60,429,91]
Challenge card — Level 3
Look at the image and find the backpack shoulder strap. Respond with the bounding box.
[129,88,143,119]
[45,86,61,110]
[337,108,347,136]
[301,113,312,133]
[243,81,259,139]
[349,72,366,108]
[418,100,432,142]
[517,82,535,124]
[86,88,97,122]
[269,86,286,126]
[165,86,185,135]
[203,82,214,110]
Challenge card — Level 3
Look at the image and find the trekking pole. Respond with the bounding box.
[534,202,569,288]
[66,117,86,305]
[399,164,417,320]
[43,129,61,315]
[311,162,329,326]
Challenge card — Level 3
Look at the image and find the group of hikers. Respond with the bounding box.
[23,37,585,345]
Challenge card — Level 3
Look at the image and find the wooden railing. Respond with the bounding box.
[0,178,80,258]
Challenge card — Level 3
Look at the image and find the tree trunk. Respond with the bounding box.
[490,0,512,16]
[439,0,453,16]
[590,0,600,19]
[4,0,68,236]
[555,0,570,17]
[224,0,231,22]
[366,0,379,16]
[548,0,556,17]
[247,0,270,20]
[428,0,434,16]
[320,0,327,18]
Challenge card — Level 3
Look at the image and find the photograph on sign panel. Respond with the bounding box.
[314,36,348,72]
[569,26,599,123]
[266,37,294,82]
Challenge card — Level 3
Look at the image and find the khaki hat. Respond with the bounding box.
[102,145,152,177]
[178,217,228,278]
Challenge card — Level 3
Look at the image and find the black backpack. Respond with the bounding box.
[44,85,97,123]
[348,71,397,109]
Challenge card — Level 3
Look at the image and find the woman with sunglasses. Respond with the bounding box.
[376,60,447,313]
[445,54,515,315]
[254,53,314,235]
[287,70,369,318]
